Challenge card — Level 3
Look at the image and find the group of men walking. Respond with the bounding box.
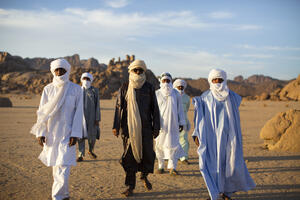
[31,58,255,200]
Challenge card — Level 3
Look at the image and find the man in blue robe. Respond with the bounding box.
[192,69,255,200]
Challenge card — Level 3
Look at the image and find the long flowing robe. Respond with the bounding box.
[34,82,83,166]
[192,90,255,200]
[179,93,191,159]
[82,86,101,140]
[155,89,186,160]
[113,81,160,173]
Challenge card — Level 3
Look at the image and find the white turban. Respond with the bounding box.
[208,68,227,84]
[50,58,71,75]
[160,72,172,82]
[173,79,187,89]
[159,72,173,96]
[31,58,71,136]
[208,69,229,101]
[81,72,94,83]
[128,59,147,72]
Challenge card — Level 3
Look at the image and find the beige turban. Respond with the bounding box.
[128,59,147,72]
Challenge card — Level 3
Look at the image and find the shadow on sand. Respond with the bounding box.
[245,155,300,162]
[97,184,300,200]
[13,105,39,109]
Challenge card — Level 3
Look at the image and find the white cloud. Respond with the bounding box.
[0,8,267,79]
[209,11,234,19]
[238,44,300,51]
[234,25,262,30]
[104,0,130,8]
[0,8,262,36]
[145,48,262,79]
[241,54,274,59]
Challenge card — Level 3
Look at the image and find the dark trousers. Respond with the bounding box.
[122,145,148,189]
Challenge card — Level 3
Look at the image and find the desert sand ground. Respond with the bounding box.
[0,94,300,200]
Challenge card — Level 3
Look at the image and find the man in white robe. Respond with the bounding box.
[31,58,83,200]
[155,72,186,175]
[192,69,255,200]
[173,79,191,164]
[77,72,101,162]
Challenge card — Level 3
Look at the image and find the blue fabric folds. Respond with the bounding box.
[192,90,255,200]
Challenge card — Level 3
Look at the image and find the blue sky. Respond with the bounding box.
[1,0,300,80]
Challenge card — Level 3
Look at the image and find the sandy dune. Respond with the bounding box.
[0,95,299,200]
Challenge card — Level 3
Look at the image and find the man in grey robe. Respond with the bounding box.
[77,72,101,162]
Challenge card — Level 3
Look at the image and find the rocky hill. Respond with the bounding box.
[0,51,296,99]
[0,52,159,98]
[181,75,290,98]
[253,74,300,101]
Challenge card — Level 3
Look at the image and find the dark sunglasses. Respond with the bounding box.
[133,68,144,73]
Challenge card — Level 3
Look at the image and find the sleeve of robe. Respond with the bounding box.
[192,96,207,170]
[35,87,48,138]
[95,88,101,122]
[186,95,191,131]
[150,84,160,136]
[176,92,186,126]
[71,88,83,138]
[113,87,123,132]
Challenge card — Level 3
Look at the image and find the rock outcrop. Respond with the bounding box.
[255,74,300,101]
[0,52,33,73]
[260,109,300,152]
[0,52,158,98]
[277,75,300,101]
[0,97,13,107]
[0,52,295,99]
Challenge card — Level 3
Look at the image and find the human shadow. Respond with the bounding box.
[81,158,120,163]
[96,184,300,200]
[245,155,300,162]
[248,166,300,174]
[98,188,208,200]
[179,169,202,177]
[232,184,300,200]
[13,105,39,109]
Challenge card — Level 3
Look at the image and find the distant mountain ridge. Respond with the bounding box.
[183,75,290,97]
[0,52,295,99]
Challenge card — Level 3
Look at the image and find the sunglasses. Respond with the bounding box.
[133,68,144,73]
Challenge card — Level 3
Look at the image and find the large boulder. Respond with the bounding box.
[278,74,300,101]
[0,97,13,107]
[260,109,300,152]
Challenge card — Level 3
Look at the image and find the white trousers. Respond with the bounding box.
[157,157,177,170]
[52,165,71,200]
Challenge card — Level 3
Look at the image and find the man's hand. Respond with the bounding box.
[69,137,77,146]
[179,125,183,132]
[94,120,100,126]
[113,129,119,137]
[194,137,200,147]
[37,136,45,147]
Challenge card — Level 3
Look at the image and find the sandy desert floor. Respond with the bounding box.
[0,94,300,200]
